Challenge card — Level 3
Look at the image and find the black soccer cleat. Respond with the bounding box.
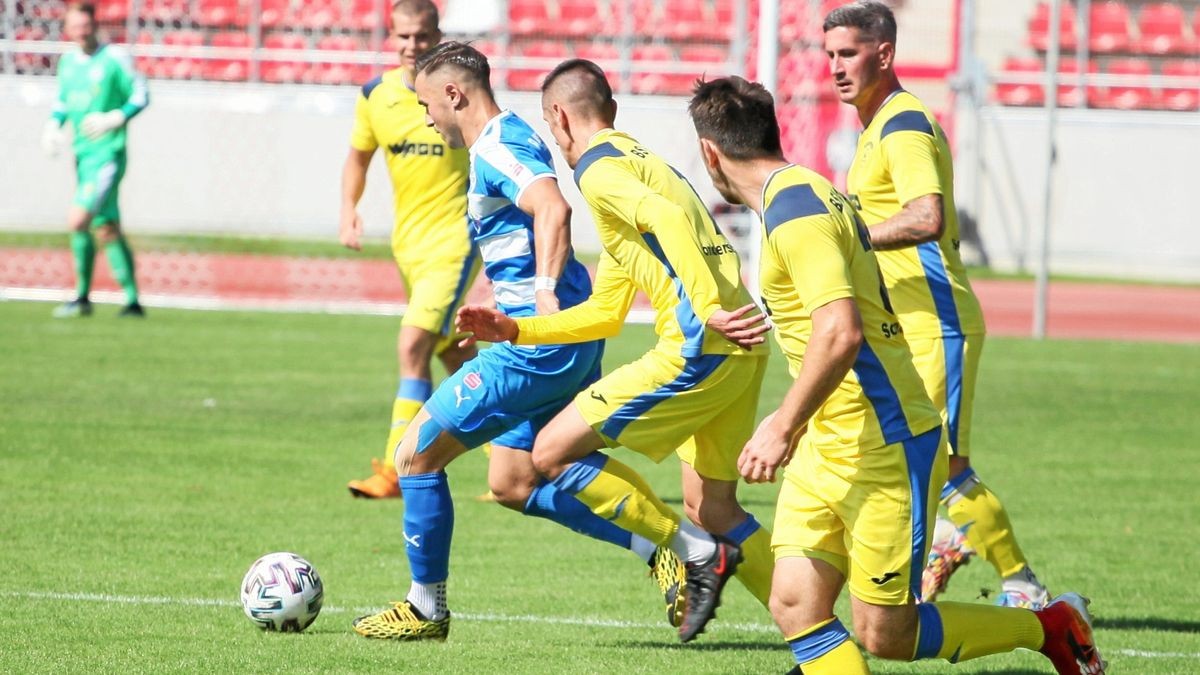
[678,536,742,643]
[118,302,146,318]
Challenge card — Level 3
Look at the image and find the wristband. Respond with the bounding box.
[534,276,557,292]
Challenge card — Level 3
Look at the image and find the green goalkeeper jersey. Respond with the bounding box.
[51,44,149,157]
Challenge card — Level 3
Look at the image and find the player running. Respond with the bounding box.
[458,59,773,643]
[823,1,1050,608]
[339,0,481,500]
[688,74,1104,675]
[351,43,685,642]
[41,1,148,318]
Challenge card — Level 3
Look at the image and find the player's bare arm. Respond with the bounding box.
[739,297,863,483]
[518,178,572,315]
[862,193,943,250]
[338,148,374,250]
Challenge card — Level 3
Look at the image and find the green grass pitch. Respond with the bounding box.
[1,300,1197,673]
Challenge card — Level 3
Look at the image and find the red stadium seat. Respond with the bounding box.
[96,0,130,24]
[575,42,622,88]
[1161,59,1200,111]
[558,0,604,38]
[1028,1,1078,52]
[204,32,251,81]
[155,30,204,79]
[259,0,294,29]
[198,0,249,27]
[605,0,657,36]
[680,45,730,84]
[630,45,676,95]
[777,50,830,102]
[315,35,369,85]
[661,0,709,40]
[14,26,50,74]
[1055,58,1098,107]
[1136,3,1191,55]
[1090,58,1154,109]
[261,34,309,83]
[350,0,387,31]
[298,1,344,30]
[1088,1,1132,54]
[509,0,552,36]
[994,56,1045,106]
[143,0,189,25]
[507,40,569,91]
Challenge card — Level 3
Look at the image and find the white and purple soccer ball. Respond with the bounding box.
[240,552,324,632]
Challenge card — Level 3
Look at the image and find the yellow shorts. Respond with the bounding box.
[772,425,947,605]
[908,334,983,457]
[575,349,767,482]
[395,246,480,352]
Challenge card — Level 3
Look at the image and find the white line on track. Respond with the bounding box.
[5,590,1198,660]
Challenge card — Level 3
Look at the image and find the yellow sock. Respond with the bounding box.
[569,454,679,545]
[944,469,1029,577]
[914,601,1044,662]
[383,397,426,470]
[786,618,869,674]
[726,516,773,608]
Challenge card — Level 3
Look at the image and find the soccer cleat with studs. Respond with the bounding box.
[52,298,93,318]
[648,546,686,627]
[352,600,449,641]
[1035,593,1106,675]
[678,537,742,643]
[348,458,401,499]
[118,302,146,318]
[921,526,974,602]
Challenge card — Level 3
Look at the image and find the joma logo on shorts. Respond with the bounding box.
[387,141,446,157]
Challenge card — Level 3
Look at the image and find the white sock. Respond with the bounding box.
[669,520,717,564]
[1002,566,1047,597]
[407,580,448,621]
[630,533,656,564]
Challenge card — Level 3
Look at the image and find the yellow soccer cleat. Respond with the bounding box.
[352,601,450,641]
[348,458,401,499]
[649,546,687,627]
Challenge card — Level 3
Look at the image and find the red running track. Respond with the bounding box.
[1,248,1196,343]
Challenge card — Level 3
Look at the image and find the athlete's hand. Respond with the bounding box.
[535,289,559,315]
[339,208,363,250]
[738,413,801,484]
[80,110,126,140]
[41,120,65,157]
[456,304,518,347]
[707,303,770,349]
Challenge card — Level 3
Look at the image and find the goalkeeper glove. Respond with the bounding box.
[80,109,127,140]
[41,120,65,157]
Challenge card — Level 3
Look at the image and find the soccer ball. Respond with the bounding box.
[239,552,324,632]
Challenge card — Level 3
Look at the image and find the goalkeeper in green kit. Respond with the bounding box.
[41,2,149,318]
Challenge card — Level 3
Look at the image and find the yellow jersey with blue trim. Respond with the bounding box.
[760,164,941,453]
[846,90,985,340]
[350,67,470,259]
[514,129,765,359]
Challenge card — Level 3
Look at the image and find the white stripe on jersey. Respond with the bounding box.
[492,278,536,307]
[478,229,531,264]
[468,193,512,221]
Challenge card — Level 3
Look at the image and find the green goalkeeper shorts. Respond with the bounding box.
[73,151,127,227]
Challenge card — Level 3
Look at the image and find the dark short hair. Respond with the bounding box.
[688,77,782,161]
[541,59,614,114]
[823,0,897,44]
[415,41,493,96]
[391,0,439,24]
[66,2,97,19]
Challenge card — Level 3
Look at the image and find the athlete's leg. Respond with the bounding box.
[774,557,869,674]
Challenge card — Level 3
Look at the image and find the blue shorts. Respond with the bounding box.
[424,340,604,451]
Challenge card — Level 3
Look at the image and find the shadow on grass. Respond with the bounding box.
[1095,615,1200,634]
[615,639,782,653]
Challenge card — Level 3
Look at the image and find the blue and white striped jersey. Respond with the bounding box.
[468,110,592,318]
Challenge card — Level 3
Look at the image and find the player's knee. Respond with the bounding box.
[853,611,916,660]
[947,454,971,478]
[488,480,532,512]
[682,493,744,534]
[94,224,119,244]
[437,343,475,374]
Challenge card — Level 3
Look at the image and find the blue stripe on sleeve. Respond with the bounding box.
[572,142,624,187]
[881,110,935,139]
[641,233,705,357]
[763,184,828,236]
[851,341,911,445]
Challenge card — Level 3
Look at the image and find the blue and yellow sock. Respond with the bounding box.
[914,601,1044,662]
[399,471,454,584]
[786,618,869,674]
[524,479,633,550]
[70,231,95,299]
[551,451,679,545]
[385,378,432,468]
[725,514,773,607]
[943,468,1030,578]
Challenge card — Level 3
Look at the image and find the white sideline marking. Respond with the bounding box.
[4,590,1199,659]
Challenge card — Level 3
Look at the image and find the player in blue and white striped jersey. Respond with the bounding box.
[352,43,688,642]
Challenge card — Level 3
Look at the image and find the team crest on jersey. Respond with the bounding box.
[464,372,482,390]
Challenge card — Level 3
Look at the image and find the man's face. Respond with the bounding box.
[64,8,97,51]
[540,100,577,168]
[823,26,885,106]
[416,70,465,148]
[392,10,440,71]
[698,139,741,206]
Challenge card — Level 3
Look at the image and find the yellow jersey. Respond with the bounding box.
[847,90,985,339]
[350,67,470,260]
[760,164,941,453]
[515,129,765,359]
